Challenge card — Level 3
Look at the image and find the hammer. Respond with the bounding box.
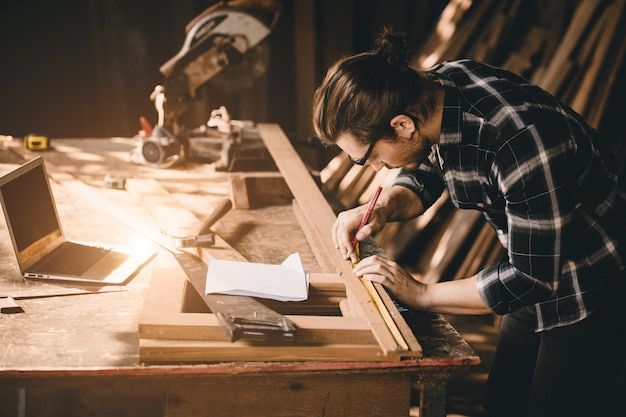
[171,198,233,248]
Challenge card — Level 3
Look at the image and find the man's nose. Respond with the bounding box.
[369,160,385,172]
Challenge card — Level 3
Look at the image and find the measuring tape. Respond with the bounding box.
[103,175,127,190]
[24,134,49,151]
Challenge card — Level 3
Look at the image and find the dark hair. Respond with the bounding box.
[312,27,437,147]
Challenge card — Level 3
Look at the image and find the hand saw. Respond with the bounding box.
[158,198,297,343]
[173,252,296,342]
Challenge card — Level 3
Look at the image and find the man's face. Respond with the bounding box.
[336,130,432,171]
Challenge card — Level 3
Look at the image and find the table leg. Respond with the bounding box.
[414,370,450,417]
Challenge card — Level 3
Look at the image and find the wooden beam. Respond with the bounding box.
[534,0,603,94]
[570,0,625,119]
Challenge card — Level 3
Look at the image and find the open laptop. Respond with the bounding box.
[0,156,153,284]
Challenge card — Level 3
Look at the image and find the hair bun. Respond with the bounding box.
[373,27,408,67]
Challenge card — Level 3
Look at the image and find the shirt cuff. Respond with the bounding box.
[476,262,515,315]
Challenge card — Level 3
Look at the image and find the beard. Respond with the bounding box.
[387,131,434,170]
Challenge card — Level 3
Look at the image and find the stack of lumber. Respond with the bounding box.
[320,0,625,283]
[412,0,626,129]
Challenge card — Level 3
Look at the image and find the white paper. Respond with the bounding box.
[204,252,309,302]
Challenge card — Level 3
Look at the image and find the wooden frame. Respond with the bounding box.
[137,124,423,363]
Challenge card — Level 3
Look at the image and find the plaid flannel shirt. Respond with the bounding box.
[393,60,625,331]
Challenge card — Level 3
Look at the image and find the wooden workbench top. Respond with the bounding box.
[0,137,477,373]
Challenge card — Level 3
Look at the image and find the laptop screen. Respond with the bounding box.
[0,162,60,252]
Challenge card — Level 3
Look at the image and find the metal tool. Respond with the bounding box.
[174,252,297,342]
[0,287,127,300]
[0,287,127,314]
[103,175,127,190]
[0,296,23,314]
[132,1,282,170]
[167,197,297,342]
[168,198,232,248]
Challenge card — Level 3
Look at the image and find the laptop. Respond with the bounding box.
[0,156,153,284]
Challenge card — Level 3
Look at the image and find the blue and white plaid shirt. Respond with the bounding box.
[393,60,625,332]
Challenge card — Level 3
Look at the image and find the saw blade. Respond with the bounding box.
[173,252,296,342]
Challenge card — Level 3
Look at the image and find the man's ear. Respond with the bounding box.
[390,114,416,135]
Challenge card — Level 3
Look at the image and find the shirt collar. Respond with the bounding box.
[429,71,463,147]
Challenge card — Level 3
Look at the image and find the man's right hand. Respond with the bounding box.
[332,185,425,263]
[332,202,388,263]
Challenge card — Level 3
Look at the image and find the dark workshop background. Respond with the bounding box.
[0,0,442,145]
[0,0,625,171]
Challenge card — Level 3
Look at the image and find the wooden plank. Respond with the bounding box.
[356,167,400,206]
[426,0,495,67]
[469,0,518,64]
[339,166,377,209]
[292,199,336,273]
[375,191,451,259]
[139,338,389,363]
[529,0,570,82]
[570,0,625,118]
[534,0,603,94]
[308,272,346,295]
[142,265,186,314]
[320,152,353,194]
[586,24,626,128]
[502,26,548,75]
[138,268,387,362]
[257,123,422,358]
[421,209,483,284]
[451,221,499,281]
[228,171,293,209]
[166,373,410,417]
[410,0,475,69]
[139,311,376,344]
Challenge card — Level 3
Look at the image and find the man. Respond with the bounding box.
[312,29,625,417]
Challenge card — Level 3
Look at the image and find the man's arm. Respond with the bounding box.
[378,185,425,222]
[353,255,492,314]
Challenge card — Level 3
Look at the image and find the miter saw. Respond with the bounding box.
[131,0,282,170]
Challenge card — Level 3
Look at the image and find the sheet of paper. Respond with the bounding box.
[204,252,308,301]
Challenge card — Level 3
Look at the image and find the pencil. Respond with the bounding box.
[352,185,383,252]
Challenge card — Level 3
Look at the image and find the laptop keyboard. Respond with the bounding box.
[32,242,111,276]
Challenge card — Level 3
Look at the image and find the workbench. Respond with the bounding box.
[0,133,478,417]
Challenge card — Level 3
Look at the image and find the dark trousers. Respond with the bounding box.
[485,303,626,417]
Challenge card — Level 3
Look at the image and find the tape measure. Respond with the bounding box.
[24,134,49,151]
[103,175,127,190]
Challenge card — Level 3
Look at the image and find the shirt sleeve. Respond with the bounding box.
[476,123,578,314]
[392,157,446,211]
